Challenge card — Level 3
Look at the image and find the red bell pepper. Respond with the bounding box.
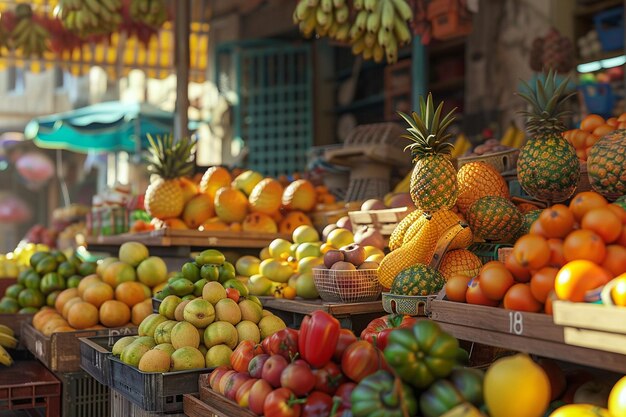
[360,314,418,350]
[299,310,340,368]
[269,328,300,360]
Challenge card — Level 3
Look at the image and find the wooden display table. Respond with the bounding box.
[259,297,384,334]
[428,300,626,374]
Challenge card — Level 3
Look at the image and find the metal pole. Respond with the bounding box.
[174,0,190,139]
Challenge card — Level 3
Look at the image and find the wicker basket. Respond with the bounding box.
[313,268,382,303]
[382,293,436,316]
[458,149,520,174]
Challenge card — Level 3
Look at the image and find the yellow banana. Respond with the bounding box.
[335,22,350,41]
[378,27,391,47]
[352,38,366,54]
[332,0,345,7]
[353,0,364,10]
[393,16,412,44]
[0,333,17,349]
[391,0,413,21]
[373,42,384,62]
[355,9,368,30]
[500,123,516,146]
[84,0,102,14]
[321,0,332,13]
[0,325,14,337]
[381,0,395,30]
[366,10,381,33]
[385,33,398,63]
[364,0,377,11]
[393,171,411,193]
[512,129,526,148]
[316,7,330,26]
[335,5,349,23]
[0,345,12,366]
[364,32,376,48]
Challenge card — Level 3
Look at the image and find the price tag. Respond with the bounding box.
[35,340,43,357]
[508,311,524,335]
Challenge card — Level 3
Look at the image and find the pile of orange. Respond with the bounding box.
[563,113,626,161]
[31,277,153,336]
[445,191,626,312]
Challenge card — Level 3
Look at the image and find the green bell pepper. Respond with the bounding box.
[420,379,465,417]
[351,370,418,417]
[448,368,484,406]
[383,320,460,389]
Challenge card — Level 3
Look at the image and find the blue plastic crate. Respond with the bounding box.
[578,83,614,118]
[594,7,624,52]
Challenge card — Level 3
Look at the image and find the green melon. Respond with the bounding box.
[390,264,445,296]
[466,196,523,242]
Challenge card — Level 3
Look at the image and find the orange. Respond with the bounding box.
[580,114,605,132]
[607,204,626,224]
[115,281,148,307]
[41,318,69,336]
[538,204,575,239]
[67,301,99,329]
[618,225,626,247]
[544,290,557,315]
[466,279,499,307]
[529,267,558,303]
[54,288,80,313]
[99,300,131,328]
[609,376,626,417]
[131,299,153,326]
[581,207,622,243]
[549,404,612,417]
[563,229,607,264]
[592,124,614,137]
[610,274,626,307]
[602,245,626,277]
[555,260,612,302]
[33,309,61,331]
[82,282,114,308]
[62,297,83,319]
[546,239,567,268]
[529,220,547,237]
[445,275,471,302]
[503,283,542,312]
[77,275,102,297]
[569,191,608,222]
[505,254,531,283]
[479,266,514,301]
[513,234,550,270]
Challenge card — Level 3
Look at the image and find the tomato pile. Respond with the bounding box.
[207,312,487,417]
[445,191,626,312]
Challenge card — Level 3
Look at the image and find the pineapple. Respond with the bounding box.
[399,93,458,212]
[587,130,626,200]
[144,134,195,220]
[466,196,523,242]
[516,71,579,202]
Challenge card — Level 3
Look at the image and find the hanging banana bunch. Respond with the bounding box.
[59,0,123,38]
[10,5,49,57]
[129,0,168,29]
[293,0,352,42]
[351,0,413,64]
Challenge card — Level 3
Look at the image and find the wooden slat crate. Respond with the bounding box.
[0,313,33,340]
[552,301,626,355]
[348,207,410,239]
[183,374,257,417]
[21,323,136,373]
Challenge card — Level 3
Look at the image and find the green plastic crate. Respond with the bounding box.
[468,242,513,264]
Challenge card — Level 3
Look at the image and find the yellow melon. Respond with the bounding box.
[179,177,199,204]
[242,213,278,233]
[438,249,483,281]
[457,162,510,215]
[282,180,316,212]
[182,193,215,229]
[214,187,248,223]
[199,166,232,200]
[249,178,284,214]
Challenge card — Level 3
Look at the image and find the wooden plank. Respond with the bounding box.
[429,300,564,343]
[553,301,626,334]
[563,327,626,355]
[437,322,626,374]
[195,386,257,417]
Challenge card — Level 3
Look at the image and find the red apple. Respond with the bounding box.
[261,354,289,388]
[248,353,270,379]
[336,216,352,232]
[235,378,258,407]
[248,379,273,415]
[226,288,240,303]
[538,358,567,401]
[280,362,316,396]
[224,372,251,401]
[209,366,231,390]
[323,250,344,269]
[217,370,237,395]
[573,380,612,407]
[340,244,366,266]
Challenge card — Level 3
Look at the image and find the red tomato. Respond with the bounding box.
[334,383,356,413]
[333,329,357,362]
[302,391,334,417]
[360,314,418,350]
[264,388,305,417]
[341,340,385,382]
[312,361,346,395]
[280,362,316,397]
[269,328,300,360]
[231,340,263,374]
[226,287,240,303]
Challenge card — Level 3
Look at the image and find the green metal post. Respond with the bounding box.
[411,35,427,107]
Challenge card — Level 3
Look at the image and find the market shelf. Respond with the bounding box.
[428,300,626,374]
[85,228,289,254]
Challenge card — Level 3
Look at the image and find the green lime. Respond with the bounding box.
[41,273,66,294]
[5,284,24,300]
[0,297,19,313]
[50,250,67,264]
[35,257,58,275]
[18,289,45,308]
[47,290,62,307]
[77,262,97,277]
[181,262,201,283]
[24,271,41,290]
[193,279,208,297]
[67,275,82,288]
[57,261,76,278]
[69,253,83,268]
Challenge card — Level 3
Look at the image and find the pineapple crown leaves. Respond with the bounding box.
[516,70,576,135]
[398,93,456,161]
[146,133,196,179]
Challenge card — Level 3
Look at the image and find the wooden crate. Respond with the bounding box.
[348,207,410,238]
[258,297,384,334]
[0,313,33,339]
[552,301,626,355]
[21,323,137,373]
[184,375,256,417]
[428,299,626,373]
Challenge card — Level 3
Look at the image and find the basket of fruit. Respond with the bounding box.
[458,142,520,174]
[313,268,382,303]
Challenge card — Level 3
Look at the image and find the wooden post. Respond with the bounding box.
[174,0,190,139]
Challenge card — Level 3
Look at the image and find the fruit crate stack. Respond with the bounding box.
[0,360,62,417]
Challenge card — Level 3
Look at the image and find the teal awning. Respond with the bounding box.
[24,102,188,154]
